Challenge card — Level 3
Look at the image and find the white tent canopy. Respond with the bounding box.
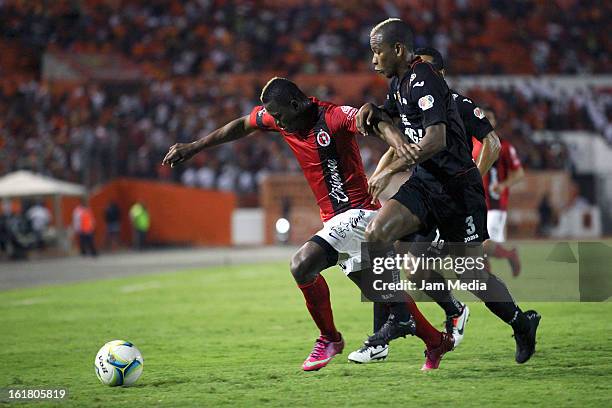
[0,170,84,198]
[0,171,85,253]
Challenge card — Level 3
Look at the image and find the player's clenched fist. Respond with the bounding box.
[162,143,197,167]
[356,103,380,135]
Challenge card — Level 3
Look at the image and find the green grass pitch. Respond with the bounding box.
[1,246,611,407]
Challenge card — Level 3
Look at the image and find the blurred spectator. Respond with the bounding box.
[129,202,150,250]
[0,201,34,260]
[25,200,51,249]
[537,193,555,237]
[104,201,121,251]
[72,199,97,257]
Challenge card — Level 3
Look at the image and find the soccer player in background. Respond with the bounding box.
[162,77,454,371]
[473,108,525,276]
[349,46,502,363]
[354,18,540,366]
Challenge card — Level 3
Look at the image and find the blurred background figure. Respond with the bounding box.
[25,199,51,249]
[0,200,34,260]
[129,202,150,250]
[104,201,121,251]
[72,199,97,257]
[537,193,555,238]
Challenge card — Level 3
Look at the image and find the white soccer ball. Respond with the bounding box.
[94,340,144,386]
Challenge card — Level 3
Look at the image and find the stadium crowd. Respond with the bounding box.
[1,0,610,76]
[2,78,608,194]
[0,0,610,195]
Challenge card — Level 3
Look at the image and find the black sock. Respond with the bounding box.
[469,273,529,332]
[414,269,463,317]
[435,298,463,318]
[373,302,390,332]
[484,302,529,333]
[388,300,412,323]
[360,242,413,324]
[347,270,394,332]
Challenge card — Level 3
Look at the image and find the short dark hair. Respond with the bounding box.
[371,18,414,51]
[260,77,307,106]
[415,47,445,71]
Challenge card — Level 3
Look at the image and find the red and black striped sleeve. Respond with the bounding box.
[248,106,279,131]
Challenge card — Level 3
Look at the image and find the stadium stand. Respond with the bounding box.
[0,0,610,198]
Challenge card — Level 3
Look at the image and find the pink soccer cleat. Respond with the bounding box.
[302,334,345,371]
[421,332,454,371]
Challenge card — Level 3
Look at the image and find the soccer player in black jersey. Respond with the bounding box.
[349,47,502,364]
[354,18,540,366]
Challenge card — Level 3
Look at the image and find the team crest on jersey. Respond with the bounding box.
[418,95,435,111]
[473,107,485,119]
[317,130,331,147]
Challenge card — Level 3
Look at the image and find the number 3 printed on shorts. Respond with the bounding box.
[465,216,476,235]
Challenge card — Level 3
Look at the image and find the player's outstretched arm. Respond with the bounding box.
[497,166,525,192]
[162,115,255,167]
[476,131,501,176]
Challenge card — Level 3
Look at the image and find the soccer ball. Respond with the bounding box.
[94,340,144,386]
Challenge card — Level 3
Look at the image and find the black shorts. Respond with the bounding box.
[392,168,488,246]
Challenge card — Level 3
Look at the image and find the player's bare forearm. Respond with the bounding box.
[476,131,501,176]
[416,123,447,162]
[373,122,445,170]
[372,115,403,146]
[163,116,255,167]
[192,116,253,151]
[377,151,413,177]
[370,147,396,178]
[501,166,525,189]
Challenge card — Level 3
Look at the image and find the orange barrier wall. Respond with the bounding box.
[260,174,320,245]
[59,179,235,247]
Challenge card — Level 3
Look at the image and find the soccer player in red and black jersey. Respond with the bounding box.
[162,77,454,371]
[473,108,525,276]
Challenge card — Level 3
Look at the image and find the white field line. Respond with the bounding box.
[119,281,162,293]
[10,297,47,306]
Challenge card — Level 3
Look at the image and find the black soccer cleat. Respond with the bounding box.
[365,314,416,347]
[513,310,541,364]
